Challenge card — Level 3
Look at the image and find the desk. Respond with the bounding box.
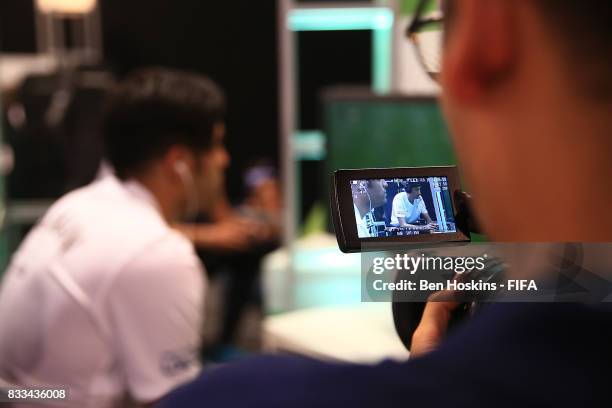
[263,303,409,364]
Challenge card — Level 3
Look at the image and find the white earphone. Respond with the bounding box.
[174,160,190,176]
[174,160,199,219]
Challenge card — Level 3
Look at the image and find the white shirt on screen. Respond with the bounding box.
[354,204,372,238]
[0,175,206,407]
[390,192,428,225]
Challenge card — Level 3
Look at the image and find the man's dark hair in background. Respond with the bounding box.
[404,182,419,194]
[103,67,226,179]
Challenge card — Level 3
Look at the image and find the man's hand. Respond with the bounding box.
[175,218,260,252]
[208,220,256,251]
[410,295,460,358]
[419,223,436,231]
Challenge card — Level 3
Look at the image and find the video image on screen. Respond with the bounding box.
[350,177,456,239]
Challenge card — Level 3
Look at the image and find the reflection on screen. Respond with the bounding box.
[350,177,456,239]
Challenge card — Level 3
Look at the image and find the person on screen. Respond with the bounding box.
[159,1,612,407]
[0,68,228,407]
[352,179,388,238]
[390,182,436,229]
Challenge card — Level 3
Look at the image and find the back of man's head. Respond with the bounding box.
[440,0,612,241]
[103,67,225,179]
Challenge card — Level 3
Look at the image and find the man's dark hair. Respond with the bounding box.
[534,0,612,100]
[405,182,420,194]
[103,67,226,179]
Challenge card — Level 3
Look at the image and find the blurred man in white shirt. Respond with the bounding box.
[0,68,229,407]
[352,179,388,238]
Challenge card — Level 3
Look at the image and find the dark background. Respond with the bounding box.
[0,0,371,209]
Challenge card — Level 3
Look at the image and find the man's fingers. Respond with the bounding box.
[422,297,460,330]
[410,295,461,358]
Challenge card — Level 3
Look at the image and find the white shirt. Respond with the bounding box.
[390,192,428,225]
[0,176,205,407]
[354,204,372,238]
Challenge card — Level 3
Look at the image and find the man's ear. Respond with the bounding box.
[442,0,517,103]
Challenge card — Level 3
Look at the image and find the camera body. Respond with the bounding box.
[330,166,487,351]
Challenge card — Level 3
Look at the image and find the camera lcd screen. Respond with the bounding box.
[350,176,456,239]
[330,167,470,253]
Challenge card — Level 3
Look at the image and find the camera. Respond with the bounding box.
[330,166,489,350]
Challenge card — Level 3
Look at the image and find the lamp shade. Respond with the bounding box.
[36,0,97,14]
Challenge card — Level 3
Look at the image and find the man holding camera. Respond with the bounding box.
[161,1,612,406]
